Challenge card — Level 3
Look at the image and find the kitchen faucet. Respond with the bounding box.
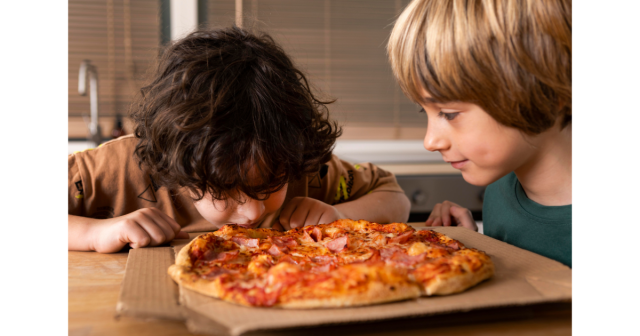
[78,60,101,147]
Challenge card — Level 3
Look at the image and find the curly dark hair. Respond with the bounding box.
[130,27,341,202]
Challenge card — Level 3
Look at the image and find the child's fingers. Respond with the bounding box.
[271,221,285,231]
[288,201,311,229]
[441,203,453,226]
[449,206,477,231]
[426,203,442,226]
[132,213,170,246]
[139,210,176,244]
[149,207,183,234]
[176,231,190,239]
[142,210,179,242]
[316,208,340,226]
[278,197,302,230]
[431,217,443,227]
[121,222,152,249]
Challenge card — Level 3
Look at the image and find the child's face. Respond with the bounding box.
[418,88,540,186]
[191,185,288,230]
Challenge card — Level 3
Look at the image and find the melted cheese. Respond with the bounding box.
[407,242,429,256]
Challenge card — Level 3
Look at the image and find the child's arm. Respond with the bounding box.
[425,200,477,231]
[278,155,411,229]
[69,208,189,253]
[278,191,410,230]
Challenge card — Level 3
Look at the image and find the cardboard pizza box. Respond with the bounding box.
[116,226,571,336]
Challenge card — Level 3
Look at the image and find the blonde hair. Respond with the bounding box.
[387,0,571,134]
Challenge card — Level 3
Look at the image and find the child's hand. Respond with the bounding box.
[425,200,477,231]
[279,197,345,230]
[92,208,189,253]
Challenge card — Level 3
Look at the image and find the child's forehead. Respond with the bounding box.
[417,87,461,106]
[242,160,282,184]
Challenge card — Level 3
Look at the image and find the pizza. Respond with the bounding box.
[168,219,494,308]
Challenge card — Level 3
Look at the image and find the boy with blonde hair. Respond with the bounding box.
[387,0,571,266]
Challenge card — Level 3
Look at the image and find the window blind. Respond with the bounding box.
[205,0,428,139]
[68,0,160,138]
[68,0,427,139]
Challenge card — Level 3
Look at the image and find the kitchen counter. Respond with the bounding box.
[376,163,460,175]
[69,139,460,176]
[69,226,571,336]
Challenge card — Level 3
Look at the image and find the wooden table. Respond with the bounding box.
[69,229,571,336]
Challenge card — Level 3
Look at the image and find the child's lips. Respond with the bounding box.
[449,160,469,169]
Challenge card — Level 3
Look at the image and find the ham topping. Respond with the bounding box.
[267,243,287,257]
[380,246,404,259]
[367,248,382,262]
[389,252,427,266]
[300,231,315,243]
[311,255,337,264]
[446,241,461,250]
[388,231,413,245]
[324,235,348,253]
[231,236,260,248]
[380,246,427,266]
[311,227,323,242]
[265,236,298,257]
[203,249,239,263]
[278,254,311,266]
[309,255,337,272]
[309,263,334,273]
[272,236,299,248]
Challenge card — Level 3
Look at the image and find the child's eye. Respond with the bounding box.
[418,107,426,114]
[439,111,459,121]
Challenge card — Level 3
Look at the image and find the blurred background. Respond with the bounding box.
[68,0,485,224]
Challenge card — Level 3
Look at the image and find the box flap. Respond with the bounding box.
[171,227,571,336]
[116,247,184,320]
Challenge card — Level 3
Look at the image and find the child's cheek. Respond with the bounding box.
[266,185,288,211]
[193,200,230,226]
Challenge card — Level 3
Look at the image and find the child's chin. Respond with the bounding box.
[460,171,495,187]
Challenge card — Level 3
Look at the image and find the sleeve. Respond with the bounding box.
[68,153,86,216]
[307,154,405,205]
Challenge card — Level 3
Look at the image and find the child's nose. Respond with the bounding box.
[238,199,265,221]
[423,124,449,152]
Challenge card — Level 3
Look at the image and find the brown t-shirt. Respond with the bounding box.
[68,135,405,231]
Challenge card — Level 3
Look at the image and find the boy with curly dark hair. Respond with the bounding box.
[69,27,410,253]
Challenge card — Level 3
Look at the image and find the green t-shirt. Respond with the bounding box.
[483,172,572,267]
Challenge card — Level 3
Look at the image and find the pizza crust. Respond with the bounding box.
[277,281,421,308]
[168,235,228,299]
[168,263,225,299]
[423,260,495,295]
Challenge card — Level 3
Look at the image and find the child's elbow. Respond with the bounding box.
[396,192,411,223]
